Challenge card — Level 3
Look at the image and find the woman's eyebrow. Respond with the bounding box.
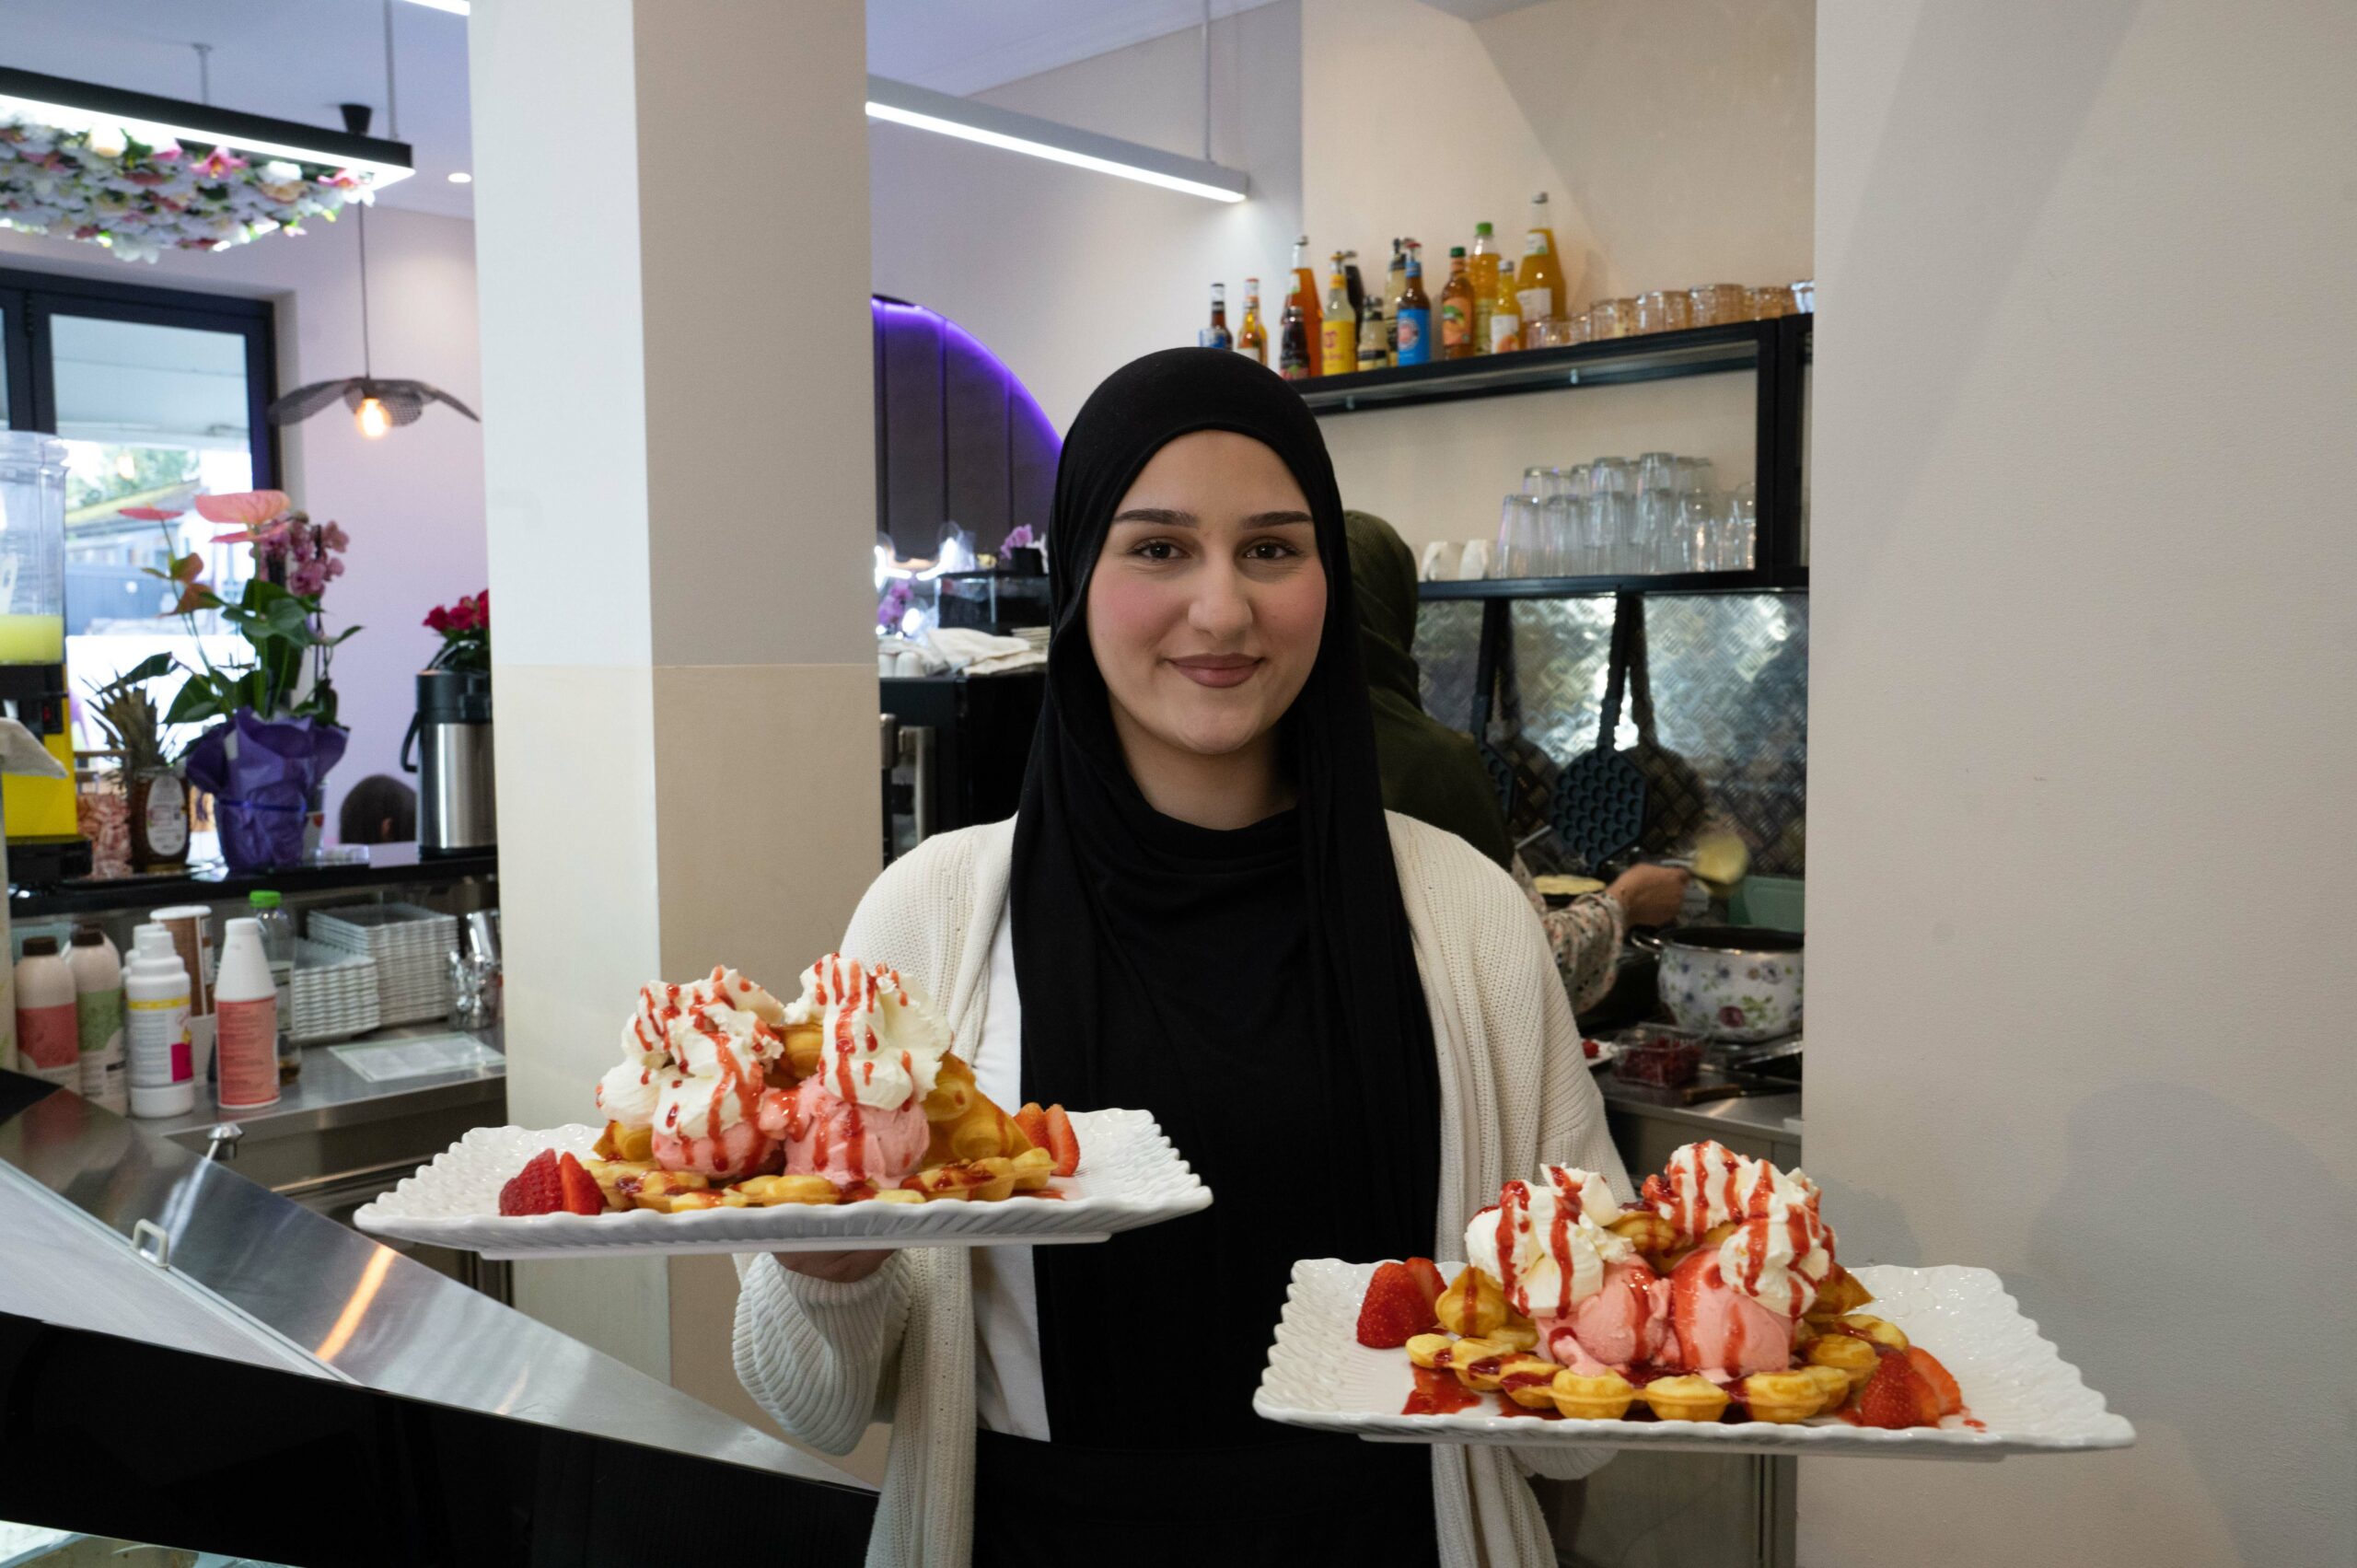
[1111,507,1195,528]
[1245,510,1315,528]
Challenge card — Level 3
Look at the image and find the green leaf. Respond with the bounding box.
[106,652,178,690]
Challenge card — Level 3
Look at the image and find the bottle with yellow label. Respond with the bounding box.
[1469,222,1501,354]
[1320,252,1356,376]
[1488,259,1523,354]
[1518,191,1565,328]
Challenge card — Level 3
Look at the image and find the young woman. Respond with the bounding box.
[735,350,1625,1568]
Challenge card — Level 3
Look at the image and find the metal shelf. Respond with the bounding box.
[11,845,496,918]
[1422,566,1808,601]
[1296,317,1799,415]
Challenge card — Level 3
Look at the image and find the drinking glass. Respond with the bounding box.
[1677,456,1716,498]
[1669,490,1721,573]
[1561,313,1592,345]
[1522,465,1552,495]
[1689,284,1748,325]
[1494,494,1543,577]
[1749,285,1796,320]
[1635,290,1693,334]
[1538,494,1582,576]
[1715,483,1759,571]
[1588,297,1636,340]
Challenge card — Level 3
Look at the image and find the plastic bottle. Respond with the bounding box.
[1319,252,1355,377]
[1519,191,1566,328]
[249,889,298,1085]
[68,926,125,1113]
[215,918,280,1111]
[1469,222,1501,353]
[1440,246,1478,360]
[15,935,78,1089]
[1489,259,1524,354]
[125,923,194,1119]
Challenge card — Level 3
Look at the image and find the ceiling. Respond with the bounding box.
[0,0,1287,226]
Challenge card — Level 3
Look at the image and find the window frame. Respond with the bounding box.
[0,262,281,490]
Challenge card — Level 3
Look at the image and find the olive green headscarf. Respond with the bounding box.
[1344,509,1514,867]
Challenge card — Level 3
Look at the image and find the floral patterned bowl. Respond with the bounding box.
[1646,926,1803,1042]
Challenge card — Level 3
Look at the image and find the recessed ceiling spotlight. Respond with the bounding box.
[447,171,472,184]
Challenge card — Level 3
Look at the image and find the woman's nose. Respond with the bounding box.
[1187,558,1252,640]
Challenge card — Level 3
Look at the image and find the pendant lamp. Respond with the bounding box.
[267,100,476,439]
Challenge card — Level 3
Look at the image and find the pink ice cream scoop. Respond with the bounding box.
[1662,1247,1792,1376]
[760,1075,931,1188]
[652,1118,780,1179]
[1542,1259,1669,1369]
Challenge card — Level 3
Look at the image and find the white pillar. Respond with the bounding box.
[470,0,877,1397]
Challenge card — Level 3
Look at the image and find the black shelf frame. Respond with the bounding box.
[1422,565,1808,601]
[11,847,495,919]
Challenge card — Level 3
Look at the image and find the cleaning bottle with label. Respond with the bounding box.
[15,935,78,1089]
[69,925,125,1113]
[214,917,280,1111]
[125,923,193,1119]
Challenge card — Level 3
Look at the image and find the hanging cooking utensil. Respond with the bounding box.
[1550,595,1647,870]
[1623,605,1712,858]
[1465,599,1562,850]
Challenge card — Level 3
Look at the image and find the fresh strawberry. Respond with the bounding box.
[1403,1257,1447,1318]
[497,1149,563,1216]
[1904,1346,1964,1417]
[1043,1105,1081,1177]
[1357,1262,1439,1348]
[557,1153,607,1215]
[1855,1349,1944,1429]
[1014,1102,1051,1153]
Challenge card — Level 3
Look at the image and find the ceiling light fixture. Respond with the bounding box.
[0,65,413,192]
[865,75,1246,204]
[447,170,471,183]
[401,0,471,14]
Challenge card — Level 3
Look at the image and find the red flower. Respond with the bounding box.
[424,605,451,633]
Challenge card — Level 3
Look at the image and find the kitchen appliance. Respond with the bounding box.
[401,668,494,855]
[0,433,88,885]
[1637,925,1803,1042]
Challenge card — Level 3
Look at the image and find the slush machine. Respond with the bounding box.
[0,434,90,885]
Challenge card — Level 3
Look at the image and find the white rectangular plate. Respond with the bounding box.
[355,1109,1209,1259]
[1254,1259,2133,1460]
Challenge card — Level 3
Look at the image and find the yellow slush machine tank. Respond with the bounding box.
[0,433,87,882]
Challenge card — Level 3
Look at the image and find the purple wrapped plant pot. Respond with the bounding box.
[183,710,350,871]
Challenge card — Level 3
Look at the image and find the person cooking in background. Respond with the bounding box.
[1343,509,1689,1016]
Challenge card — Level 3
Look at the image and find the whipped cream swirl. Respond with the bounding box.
[597,966,788,1141]
[1463,1166,1635,1319]
[1643,1140,1836,1318]
[783,953,952,1112]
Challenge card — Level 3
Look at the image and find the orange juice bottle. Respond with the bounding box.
[1518,192,1565,327]
[1319,252,1355,376]
[1469,222,1501,354]
[1289,235,1323,377]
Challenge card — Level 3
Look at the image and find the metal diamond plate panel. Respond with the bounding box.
[1414,595,1807,876]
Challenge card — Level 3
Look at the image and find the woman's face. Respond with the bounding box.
[1086,430,1327,764]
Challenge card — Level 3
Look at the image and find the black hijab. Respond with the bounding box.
[1012,349,1442,1447]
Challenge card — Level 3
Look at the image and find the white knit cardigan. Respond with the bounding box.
[734,813,1629,1568]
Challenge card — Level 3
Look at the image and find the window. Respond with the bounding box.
[0,267,278,745]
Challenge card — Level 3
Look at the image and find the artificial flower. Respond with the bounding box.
[193,490,291,528]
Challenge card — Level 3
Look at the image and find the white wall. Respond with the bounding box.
[1301,0,1811,551]
[0,211,487,840]
[870,1,1303,435]
[1805,3,2356,1564]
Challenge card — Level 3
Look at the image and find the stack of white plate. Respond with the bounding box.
[308,902,459,1028]
[288,939,382,1044]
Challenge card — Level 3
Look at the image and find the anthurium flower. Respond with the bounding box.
[117,505,183,522]
[194,490,290,528]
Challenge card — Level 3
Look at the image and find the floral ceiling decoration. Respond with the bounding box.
[0,66,412,262]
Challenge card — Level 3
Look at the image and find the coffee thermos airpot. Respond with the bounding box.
[401,668,494,855]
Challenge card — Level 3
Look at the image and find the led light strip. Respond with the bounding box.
[865,75,1246,204]
[0,72,413,188]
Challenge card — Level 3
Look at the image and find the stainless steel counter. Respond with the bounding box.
[1593,1065,1804,1179]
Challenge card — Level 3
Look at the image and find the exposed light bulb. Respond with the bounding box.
[114,450,136,479]
[355,397,392,439]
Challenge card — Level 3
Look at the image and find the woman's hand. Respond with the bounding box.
[1606,864,1689,928]
[774,1249,892,1284]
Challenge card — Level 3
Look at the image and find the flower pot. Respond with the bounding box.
[182,710,349,872]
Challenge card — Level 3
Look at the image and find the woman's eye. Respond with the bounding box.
[1132,538,1183,562]
[1242,540,1302,562]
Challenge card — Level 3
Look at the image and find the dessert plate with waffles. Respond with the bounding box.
[355,955,1211,1260]
[1254,1143,2133,1459]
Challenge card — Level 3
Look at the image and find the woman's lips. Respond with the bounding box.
[1168,655,1260,689]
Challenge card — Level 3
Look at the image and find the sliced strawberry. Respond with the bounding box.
[1904,1346,1964,1418]
[1014,1102,1051,1152]
[1402,1257,1447,1319]
[1855,1349,1943,1429]
[557,1153,607,1215]
[497,1149,563,1216]
[1043,1105,1081,1177]
[1357,1262,1436,1348]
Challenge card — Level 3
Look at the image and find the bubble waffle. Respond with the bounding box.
[1367,1143,1973,1431]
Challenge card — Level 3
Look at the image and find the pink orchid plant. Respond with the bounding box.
[144,489,361,728]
